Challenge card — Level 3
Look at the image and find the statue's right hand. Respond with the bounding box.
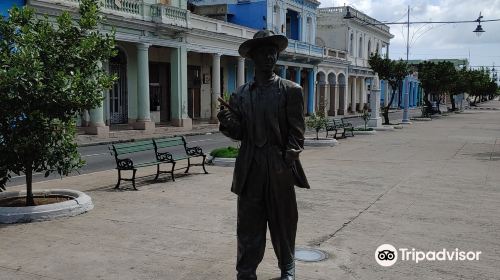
[217,109,239,127]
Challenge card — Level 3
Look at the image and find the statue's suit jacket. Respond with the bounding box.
[220,75,310,195]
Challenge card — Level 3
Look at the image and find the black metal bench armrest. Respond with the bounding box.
[117,158,134,170]
[186,146,204,156]
[325,124,337,130]
[341,119,353,128]
[156,151,174,162]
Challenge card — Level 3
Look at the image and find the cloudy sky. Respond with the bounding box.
[319,0,500,70]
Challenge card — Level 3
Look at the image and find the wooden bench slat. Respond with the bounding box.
[154,138,185,148]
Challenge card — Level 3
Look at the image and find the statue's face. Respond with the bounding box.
[250,45,278,72]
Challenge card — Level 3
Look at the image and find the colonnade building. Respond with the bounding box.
[21,1,397,137]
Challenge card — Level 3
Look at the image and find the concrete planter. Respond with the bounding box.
[373,126,395,131]
[207,155,236,167]
[353,129,376,135]
[0,189,94,224]
[304,138,338,147]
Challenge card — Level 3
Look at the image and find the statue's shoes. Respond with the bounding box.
[280,267,295,280]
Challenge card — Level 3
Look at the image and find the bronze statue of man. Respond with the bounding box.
[217,30,310,280]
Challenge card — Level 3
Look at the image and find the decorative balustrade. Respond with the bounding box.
[103,0,142,16]
[151,4,189,28]
[34,0,188,27]
[287,39,324,58]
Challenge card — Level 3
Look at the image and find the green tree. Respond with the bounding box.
[369,53,409,124]
[0,0,116,205]
[463,68,493,104]
[449,67,468,111]
[418,61,456,114]
[306,112,328,140]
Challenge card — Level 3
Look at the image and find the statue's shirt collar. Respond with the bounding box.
[249,74,278,91]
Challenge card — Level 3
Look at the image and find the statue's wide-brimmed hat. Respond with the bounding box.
[238,30,288,59]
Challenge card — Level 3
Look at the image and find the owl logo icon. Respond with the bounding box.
[375,244,398,267]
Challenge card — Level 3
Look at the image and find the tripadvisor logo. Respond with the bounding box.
[375,244,482,267]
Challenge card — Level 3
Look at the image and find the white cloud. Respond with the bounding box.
[319,0,500,67]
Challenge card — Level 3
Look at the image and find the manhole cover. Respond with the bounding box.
[295,248,328,262]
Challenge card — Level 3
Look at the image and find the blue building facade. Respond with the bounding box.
[0,0,25,17]
[387,75,421,109]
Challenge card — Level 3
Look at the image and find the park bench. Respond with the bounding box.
[325,118,355,139]
[110,136,207,190]
[325,118,344,139]
[341,118,355,137]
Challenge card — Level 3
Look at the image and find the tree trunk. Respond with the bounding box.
[25,163,35,206]
[397,88,402,108]
[316,128,320,140]
[382,88,397,125]
[450,94,456,111]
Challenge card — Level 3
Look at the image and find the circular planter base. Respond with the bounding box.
[304,138,338,147]
[0,189,93,224]
[373,126,395,131]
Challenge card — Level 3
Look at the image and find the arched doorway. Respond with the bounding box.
[337,73,346,115]
[328,73,336,116]
[316,72,327,115]
[109,48,128,124]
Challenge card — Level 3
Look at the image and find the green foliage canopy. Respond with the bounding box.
[0,0,116,200]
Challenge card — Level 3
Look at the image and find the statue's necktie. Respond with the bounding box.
[253,87,267,147]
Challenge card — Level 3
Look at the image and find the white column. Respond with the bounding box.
[384,81,389,107]
[351,77,357,113]
[211,53,221,122]
[134,43,155,131]
[361,77,367,109]
[237,57,245,87]
[368,74,382,127]
[86,61,109,137]
[332,85,340,116]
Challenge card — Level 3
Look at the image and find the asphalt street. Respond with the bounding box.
[6,133,236,188]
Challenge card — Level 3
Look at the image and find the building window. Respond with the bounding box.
[285,9,299,40]
[367,40,371,56]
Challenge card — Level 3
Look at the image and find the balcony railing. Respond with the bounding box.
[287,39,324,58]
[324,47,347,60]
[151,4,189,28]
[35,0,189,28]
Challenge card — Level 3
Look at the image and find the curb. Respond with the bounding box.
[0,189,94,224]
[77,130,221,147]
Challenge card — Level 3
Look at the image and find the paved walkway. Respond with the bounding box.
[2,101,500,279]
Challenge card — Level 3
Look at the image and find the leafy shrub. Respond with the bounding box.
[306,113,328,140]
[210,146,239,158]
